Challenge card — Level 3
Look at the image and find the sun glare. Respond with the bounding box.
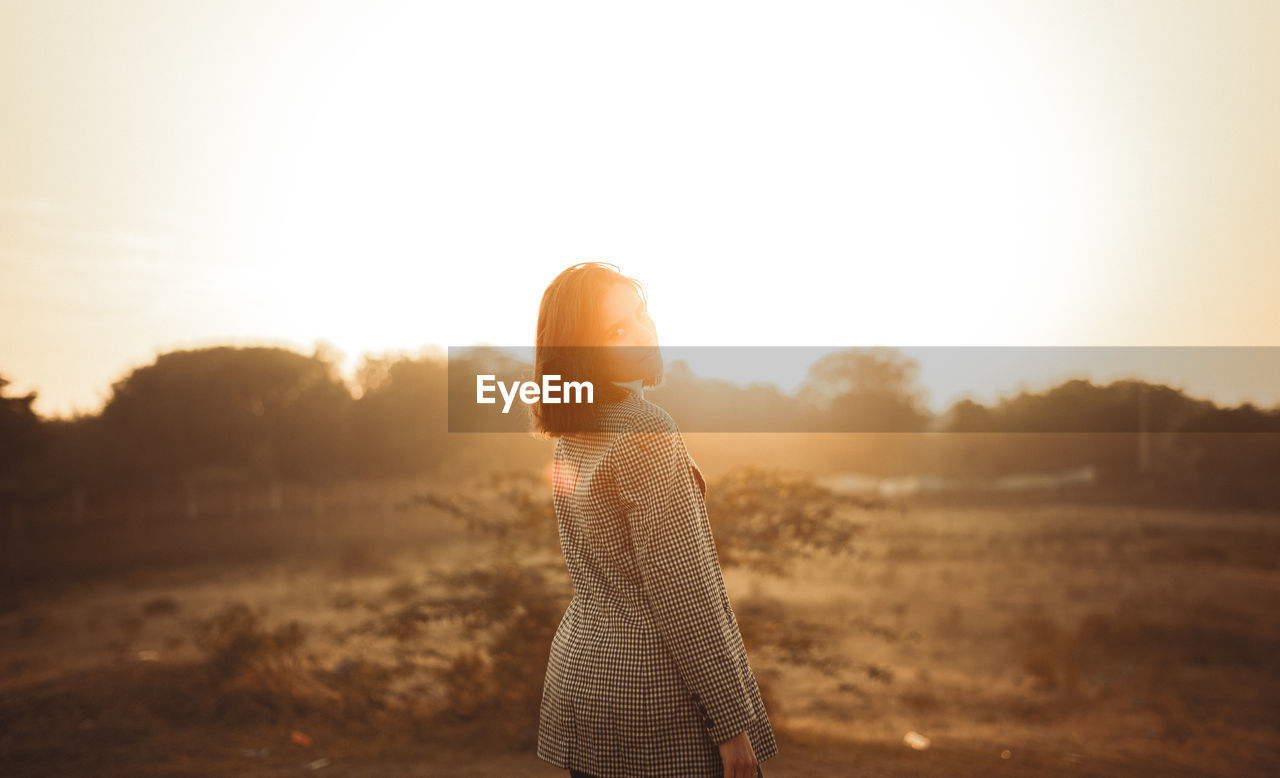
[224,2,1118,358]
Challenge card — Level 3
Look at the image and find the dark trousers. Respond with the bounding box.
[570,766,763,778]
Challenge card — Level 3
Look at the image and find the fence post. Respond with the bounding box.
[8,502,22,574]
[185,481,200,521]
[72,486,86,526]
[269,481,283,514]
[128,487,143,534]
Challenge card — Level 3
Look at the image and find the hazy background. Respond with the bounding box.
[3,0,1279,420]
[3,2,1279,776]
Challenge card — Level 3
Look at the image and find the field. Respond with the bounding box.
[1,468,1278,777]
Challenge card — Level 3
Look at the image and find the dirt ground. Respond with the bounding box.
[2,482,1278,777]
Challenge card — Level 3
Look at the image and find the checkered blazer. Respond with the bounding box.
[536,389,778,777]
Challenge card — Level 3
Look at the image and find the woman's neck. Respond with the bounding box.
[613,378,644,399]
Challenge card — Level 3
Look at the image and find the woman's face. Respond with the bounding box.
[599,281,657,349]
[597,281,661,382]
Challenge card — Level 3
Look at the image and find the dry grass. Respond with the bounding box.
[0,470,1277,776]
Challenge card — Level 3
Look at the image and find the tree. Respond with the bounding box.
[96,346,354,483]
[797,348,931,432]
[0,373,46,489]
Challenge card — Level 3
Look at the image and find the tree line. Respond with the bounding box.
[2,344,1278,506]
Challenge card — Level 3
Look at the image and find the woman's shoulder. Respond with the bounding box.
[555,397,676,452]
[604,393,679,436]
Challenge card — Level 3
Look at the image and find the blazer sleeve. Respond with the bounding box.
[607,415,754,746]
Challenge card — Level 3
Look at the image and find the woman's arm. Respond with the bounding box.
[608,415,754,747]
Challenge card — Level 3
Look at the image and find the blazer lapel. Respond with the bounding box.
[689,456,707,499]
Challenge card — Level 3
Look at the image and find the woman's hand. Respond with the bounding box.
[716,729,759,778]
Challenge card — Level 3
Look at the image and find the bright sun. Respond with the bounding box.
[226,2,1121,358]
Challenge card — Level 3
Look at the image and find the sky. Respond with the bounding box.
[2,0,1278,419]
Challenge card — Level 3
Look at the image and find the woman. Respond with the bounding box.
[531,262,777,778]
